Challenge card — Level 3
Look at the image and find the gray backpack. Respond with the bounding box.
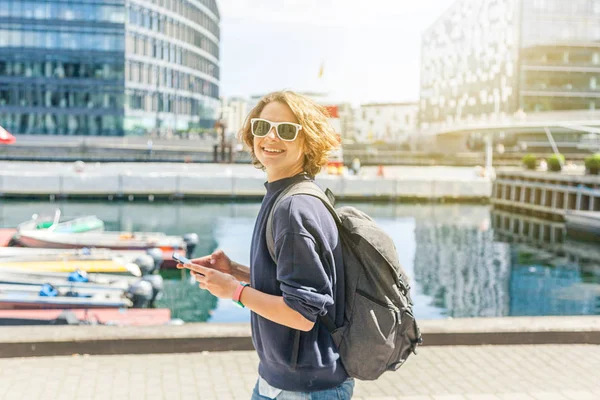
[266,181,422,380]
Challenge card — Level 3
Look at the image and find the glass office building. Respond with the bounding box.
[0,0,220,136]
[420,0,600,127]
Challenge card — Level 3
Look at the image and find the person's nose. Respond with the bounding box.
[266,126,278,140]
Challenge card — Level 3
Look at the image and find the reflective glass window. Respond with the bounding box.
[10,1,23,18]
[10,30,21,47]
[0,1,8,17]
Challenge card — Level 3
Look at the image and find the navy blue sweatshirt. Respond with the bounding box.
[249,173,348,392]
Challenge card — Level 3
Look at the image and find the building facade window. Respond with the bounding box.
[420,0,600,125]
[0,0,220,136]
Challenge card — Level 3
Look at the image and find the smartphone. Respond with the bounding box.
[172,252,205,276]
[172,252,191,265]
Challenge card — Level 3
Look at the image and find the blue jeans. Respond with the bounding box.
[250,378,354,400]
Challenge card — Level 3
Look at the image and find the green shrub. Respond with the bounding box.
[522,154,537,170]
[584,153,600,174]
[547,154,565,172]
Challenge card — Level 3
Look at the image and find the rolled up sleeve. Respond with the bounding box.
[275,232,334,322]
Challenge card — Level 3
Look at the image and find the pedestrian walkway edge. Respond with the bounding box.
[1,316,599,358]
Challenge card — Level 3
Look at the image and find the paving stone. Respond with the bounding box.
[400,396,435,400]
[0,345,599,399]
[496,395,536,400]
[560,391,599,400]
[529,392,570,400]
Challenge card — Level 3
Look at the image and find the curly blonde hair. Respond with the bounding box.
[238,90,340,177]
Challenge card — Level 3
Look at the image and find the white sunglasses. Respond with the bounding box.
[250,118,302,141]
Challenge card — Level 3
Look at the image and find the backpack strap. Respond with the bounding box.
[265,180,340,333]
[266,181,340,263]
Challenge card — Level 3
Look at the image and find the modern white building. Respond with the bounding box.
[418,0,600,153]
[354,102,418,143]
[124,0,221,135]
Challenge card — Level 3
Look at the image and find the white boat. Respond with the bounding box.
[10,229,196,269]
[16,210,105,234]
[0,268,163,308]
[0,293,133,310]
[0,282,134,310]
[0,247,149,275]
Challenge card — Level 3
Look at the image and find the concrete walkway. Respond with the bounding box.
[0,345,598,400]
[0,162,492,201]
[0,161,485,180]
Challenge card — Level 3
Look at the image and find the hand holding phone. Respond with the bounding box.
[173,252,205,276]
[172,252,191,265]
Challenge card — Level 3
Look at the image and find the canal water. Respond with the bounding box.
[1,200,598,322]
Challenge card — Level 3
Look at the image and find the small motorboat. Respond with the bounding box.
[0,265,158,310]
[0,229,16,247]
[0,254,143,275]
[0,246,165,275]
[9,229,198,270]
[16,210,105,234]
[0,284,134,310]
[0,269,164,308]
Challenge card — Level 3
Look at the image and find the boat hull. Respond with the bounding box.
[0,259,134,274]
[0,229,16,247]
[11,233,186,269]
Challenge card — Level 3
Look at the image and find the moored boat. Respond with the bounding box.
[9,230,198,269]
[0,272,155,310]
[0,268,163,308]
[0,289,133,310]
[0,246,164,275]
[0,229,16,247]
[0,257,141,275]
[16,210,105,234]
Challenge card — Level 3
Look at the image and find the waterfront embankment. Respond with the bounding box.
[1,316,598,358]
[1,135,593,167]
[0,162,492,201]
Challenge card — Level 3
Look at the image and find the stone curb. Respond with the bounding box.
[1,316,599,358]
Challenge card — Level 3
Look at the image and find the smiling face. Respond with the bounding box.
[253,101,305,182]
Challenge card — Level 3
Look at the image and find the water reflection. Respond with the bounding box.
[1,200,598,322]
[491,208,600,317]
[414,223,511,318]
[509,255,599,317]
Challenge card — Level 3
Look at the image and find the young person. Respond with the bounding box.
[177,90,353,399]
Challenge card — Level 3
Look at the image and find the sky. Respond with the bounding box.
[217,0,456,106]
